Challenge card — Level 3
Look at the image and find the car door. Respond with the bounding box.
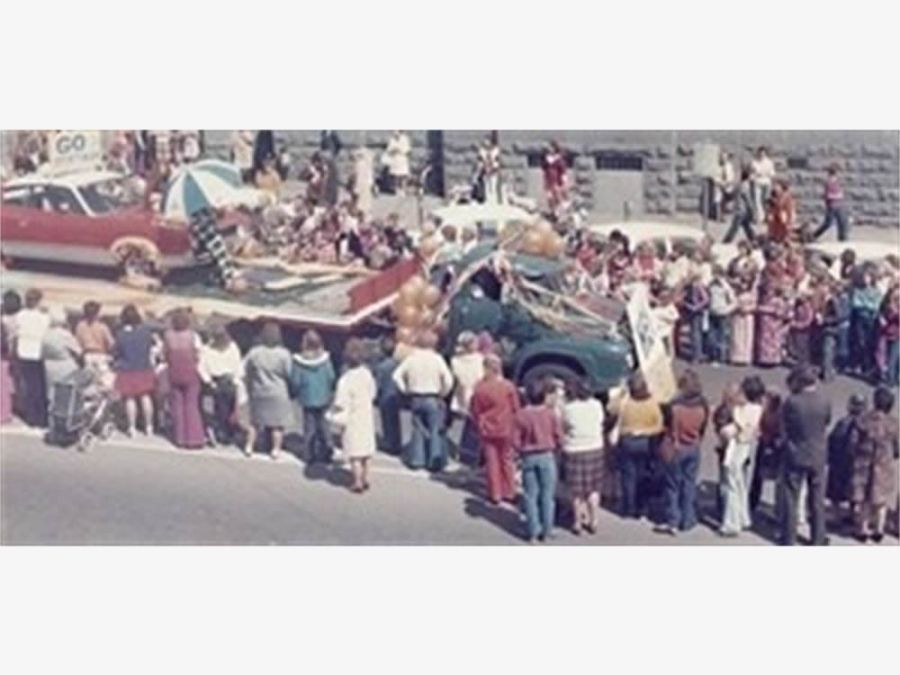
[0,186,43,258]
[37,185,114,265]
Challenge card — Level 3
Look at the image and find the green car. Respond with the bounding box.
[440,242,633,395]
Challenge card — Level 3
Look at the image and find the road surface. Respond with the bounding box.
[3,361,895,546]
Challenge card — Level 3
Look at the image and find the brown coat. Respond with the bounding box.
[851,410,900,506]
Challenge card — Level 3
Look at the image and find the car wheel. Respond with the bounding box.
[110,238,161,279]
[520,362,582,395]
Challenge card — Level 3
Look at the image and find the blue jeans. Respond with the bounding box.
[814,204,849,241]
[618,435,652,517]
[664,447,700,530]
[378,395,403,455]
[407,395,446,471]
[722,211,755,243]
[821,333,837,382]
[520,451,558,539]
[851,311,877,373]
[688,313,705,362]
[885,339,899,387]
[304,406,332,463]
[706,314,730,363]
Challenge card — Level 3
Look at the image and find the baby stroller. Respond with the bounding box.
[46,368,116,452]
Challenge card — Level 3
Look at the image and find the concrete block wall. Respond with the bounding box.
[203,130,900,228]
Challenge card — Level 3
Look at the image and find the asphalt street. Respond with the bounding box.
[2,360,895,546]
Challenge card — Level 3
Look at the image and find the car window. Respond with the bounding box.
[1,187,33,206]
[44,185,86,215]
[77,178,138,214]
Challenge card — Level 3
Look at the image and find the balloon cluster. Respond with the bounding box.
[417,234,441,261]
[391,275,443,346]
[518,221,566,259]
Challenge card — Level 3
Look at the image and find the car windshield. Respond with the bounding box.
[77,178,139,214]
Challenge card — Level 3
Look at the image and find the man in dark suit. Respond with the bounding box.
[780,365,832,545]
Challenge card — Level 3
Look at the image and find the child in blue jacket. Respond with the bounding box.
[292,330,336,463]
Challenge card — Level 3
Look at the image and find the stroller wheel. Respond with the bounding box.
[100,422,116,440]
[78,432,95,453]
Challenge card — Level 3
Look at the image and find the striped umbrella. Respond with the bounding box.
[161,159,243,221]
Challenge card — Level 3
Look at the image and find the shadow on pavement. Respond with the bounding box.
[301,461,353,489]
[429,469,525,540]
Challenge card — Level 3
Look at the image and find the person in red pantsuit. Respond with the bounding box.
[469,354,521,504]
[163,309,206,449]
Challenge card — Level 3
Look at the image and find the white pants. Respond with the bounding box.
[720,441,755,534]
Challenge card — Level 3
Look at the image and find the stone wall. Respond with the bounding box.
[203,130,900,229]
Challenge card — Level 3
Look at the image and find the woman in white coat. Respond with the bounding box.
[331,338,377,493]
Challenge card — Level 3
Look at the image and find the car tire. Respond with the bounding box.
[520,362,582,396]
[110,237,160,279]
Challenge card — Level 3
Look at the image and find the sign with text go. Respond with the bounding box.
[47,130,103,173]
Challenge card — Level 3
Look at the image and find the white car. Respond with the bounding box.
[586,221,738,267]
[431,202,538,235]
[2,170,143,217]
[805,240,900,279]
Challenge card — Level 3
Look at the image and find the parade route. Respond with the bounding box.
[3,361,895,546]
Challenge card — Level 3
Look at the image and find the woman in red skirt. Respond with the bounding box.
[113,305,158,436]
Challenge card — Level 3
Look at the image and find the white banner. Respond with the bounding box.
[692,142,720,179]
[625,283,666,366]
[625,282,676,401]
[46,130,103,175]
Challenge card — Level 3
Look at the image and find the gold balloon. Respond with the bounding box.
[542,232,566,259]
[418,308,436,328]
[421,284,442,308]
[418,235,440,259]
[399,275,425,304]
[397,304,422,327]
[521,229,544,254]
[395,326,416,345]
[392,296,409,317]
[535,220,555,236]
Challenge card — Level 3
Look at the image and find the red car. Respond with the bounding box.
[1,170,197,276]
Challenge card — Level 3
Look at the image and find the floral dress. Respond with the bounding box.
[755,292,789,366]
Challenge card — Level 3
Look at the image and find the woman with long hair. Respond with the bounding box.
[113,304,157,437]
[719,376,766,537]
[610,372,664,520]
[162,309,205,449]
[199,322,254,456]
